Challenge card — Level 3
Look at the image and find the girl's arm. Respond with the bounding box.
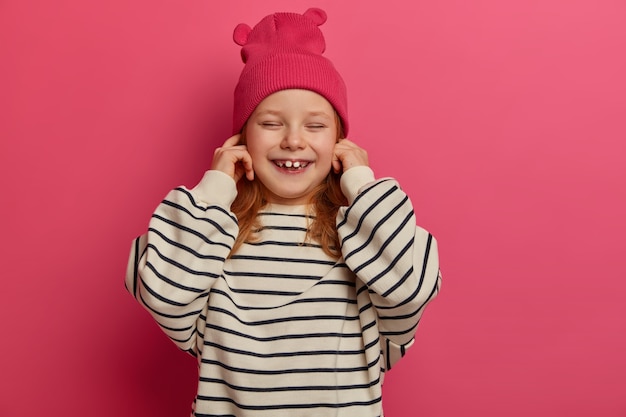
[337,166,442,368]
[125,170,239,355]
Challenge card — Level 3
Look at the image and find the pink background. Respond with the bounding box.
[1,0,625,416]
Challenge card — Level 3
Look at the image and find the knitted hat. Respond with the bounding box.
[232,7,349,135]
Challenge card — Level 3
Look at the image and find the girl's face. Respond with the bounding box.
[245,89,339,205]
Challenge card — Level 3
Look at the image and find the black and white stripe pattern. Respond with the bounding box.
[126,177,441,417]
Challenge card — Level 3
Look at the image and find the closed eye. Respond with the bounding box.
[260,121,282,128]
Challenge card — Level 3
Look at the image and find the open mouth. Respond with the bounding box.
[273,160,310,170]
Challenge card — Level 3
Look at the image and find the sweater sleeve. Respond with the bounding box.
[125,170,239,355]
[337,168,442,367]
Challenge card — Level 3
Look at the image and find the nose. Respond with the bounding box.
[281,128,305,150]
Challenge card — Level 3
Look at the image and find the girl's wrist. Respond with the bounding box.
[340,166,376,205]
[190,170,238,207]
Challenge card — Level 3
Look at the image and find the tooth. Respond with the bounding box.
[285,161,293,168]
[293,161,300,168]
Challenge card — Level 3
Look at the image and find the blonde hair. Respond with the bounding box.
[229,114,346,257]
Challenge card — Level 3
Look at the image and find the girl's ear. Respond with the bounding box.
[239,122,248,145]
[334,112,344,140]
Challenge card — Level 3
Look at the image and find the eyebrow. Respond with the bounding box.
[254,110,332,119]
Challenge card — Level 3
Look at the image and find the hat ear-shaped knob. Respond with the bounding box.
[233,23,251,46]
[233,23,252,62]
[303,7,327,26]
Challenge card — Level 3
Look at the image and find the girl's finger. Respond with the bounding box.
[332,156,342,173]
[222,134,242,148]
[241,154,254,181]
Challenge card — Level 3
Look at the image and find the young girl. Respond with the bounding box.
[126,8,441,417]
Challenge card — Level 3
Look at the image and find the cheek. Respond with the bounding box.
[245,134,270,161]
[316,141,337,166]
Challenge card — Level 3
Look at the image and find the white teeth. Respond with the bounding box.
[276,160,308,169]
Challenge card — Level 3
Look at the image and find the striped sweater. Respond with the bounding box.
[125,167,441,417]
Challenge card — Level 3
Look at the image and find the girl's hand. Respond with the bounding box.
[332,138,369,174]
[211,134,254,182]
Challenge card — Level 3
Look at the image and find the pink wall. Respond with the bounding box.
[1,0,625,415]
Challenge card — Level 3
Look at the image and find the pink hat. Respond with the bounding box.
[232,8,349,135]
